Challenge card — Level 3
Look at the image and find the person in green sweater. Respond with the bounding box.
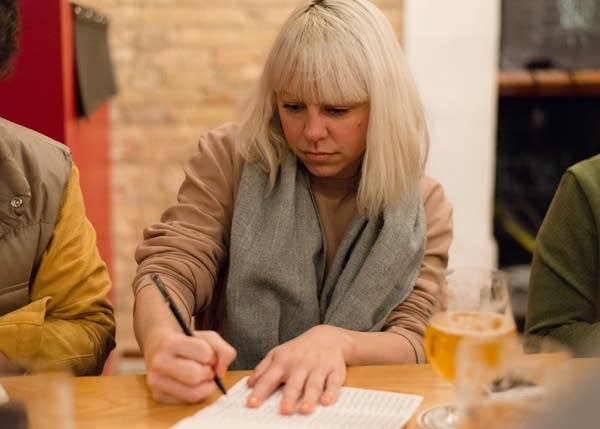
[525,153,600,356]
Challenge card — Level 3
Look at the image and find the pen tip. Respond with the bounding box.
[215,376,227,395]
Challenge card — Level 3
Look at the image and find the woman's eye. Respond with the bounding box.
[326,107,349,116]
[282,103,303,112]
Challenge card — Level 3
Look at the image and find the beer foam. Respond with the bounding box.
[430,311,514,337]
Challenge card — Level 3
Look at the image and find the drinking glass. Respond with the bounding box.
[454,334,572,429]
[418,267,516,429]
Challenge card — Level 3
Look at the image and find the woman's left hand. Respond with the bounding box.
[246,325,351,415]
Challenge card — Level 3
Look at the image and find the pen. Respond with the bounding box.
[150,273,228,395]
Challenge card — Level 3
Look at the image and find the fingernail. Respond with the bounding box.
[280,403,294,415]
[247,396,260,407]
[300,401,313,414]
[321,394,332,405]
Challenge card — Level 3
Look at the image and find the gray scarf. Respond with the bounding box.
[226,153,425,369]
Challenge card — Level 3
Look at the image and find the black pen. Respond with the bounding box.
[150,273,227,395]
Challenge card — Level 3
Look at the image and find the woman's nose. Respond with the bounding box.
[303,106,328,142]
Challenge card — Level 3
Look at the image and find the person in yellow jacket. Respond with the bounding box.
[0,0,115,375]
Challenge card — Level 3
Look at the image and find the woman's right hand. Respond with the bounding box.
[143,327,236,404]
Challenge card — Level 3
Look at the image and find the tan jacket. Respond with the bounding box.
[134,122,453,362]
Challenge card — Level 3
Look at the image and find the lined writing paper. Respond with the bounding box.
[172,376,422,429]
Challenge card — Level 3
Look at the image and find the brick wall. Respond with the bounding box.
[80,0,404,369]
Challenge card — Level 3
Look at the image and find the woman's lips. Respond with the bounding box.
[302,151,337,161]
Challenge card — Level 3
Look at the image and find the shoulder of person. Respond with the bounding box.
[197,122,238,150]
[559,154,600,208]
[0,117,71,164]
[195,122,244,173]
[567,154,600,183]
[419,175,449,203]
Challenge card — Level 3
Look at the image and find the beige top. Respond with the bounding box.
[134,122,453,363]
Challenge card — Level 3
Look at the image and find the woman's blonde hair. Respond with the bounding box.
[237,0,429,219]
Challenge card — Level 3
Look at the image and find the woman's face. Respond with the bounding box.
[276,92,369,179]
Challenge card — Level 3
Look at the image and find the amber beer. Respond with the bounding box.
[424,311,515,381]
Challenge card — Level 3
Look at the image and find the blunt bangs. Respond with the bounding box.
[267,11,369,106]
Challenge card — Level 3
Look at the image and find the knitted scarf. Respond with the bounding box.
[225,153,425,369]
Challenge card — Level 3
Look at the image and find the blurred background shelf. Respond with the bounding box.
[499,70,600,97]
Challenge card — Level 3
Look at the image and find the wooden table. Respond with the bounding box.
[77,364,454,429]
[2,359,598,429]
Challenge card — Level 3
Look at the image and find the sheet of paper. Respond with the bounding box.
[172,376,422,429]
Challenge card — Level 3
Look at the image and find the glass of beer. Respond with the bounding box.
[418,267,516,429]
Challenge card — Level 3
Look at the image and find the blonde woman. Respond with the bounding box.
[133,0,453,414]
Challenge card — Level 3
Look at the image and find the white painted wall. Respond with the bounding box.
[404,0,501,268]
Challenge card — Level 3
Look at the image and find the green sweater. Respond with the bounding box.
[525,154,600,356]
